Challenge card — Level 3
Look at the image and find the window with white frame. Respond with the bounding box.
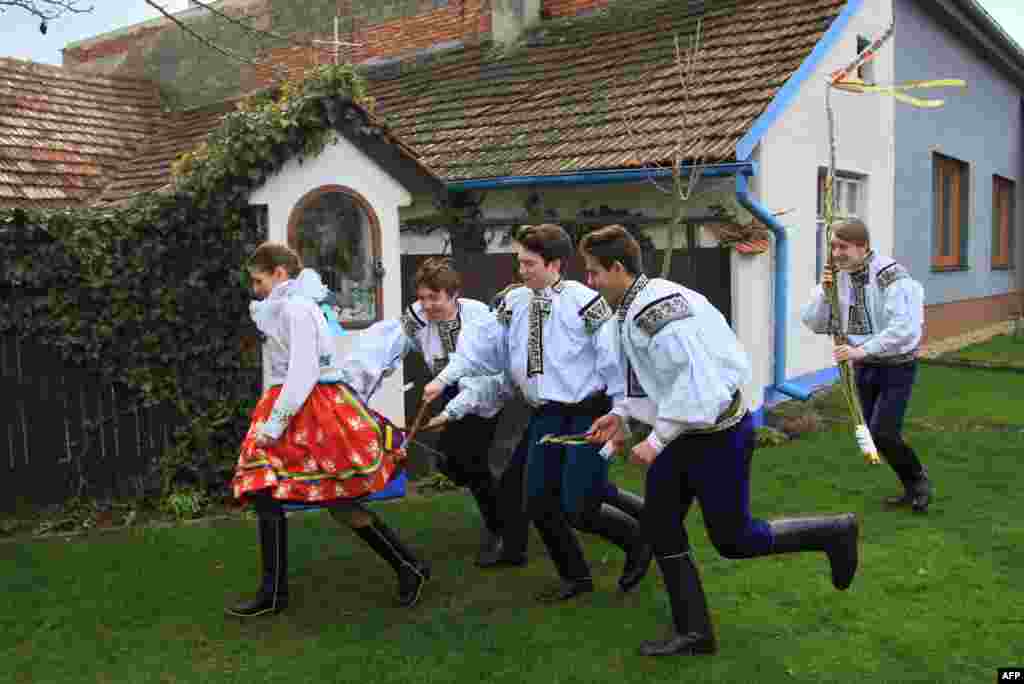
[816,169,868,281]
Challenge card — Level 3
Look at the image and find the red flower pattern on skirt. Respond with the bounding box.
[233,383,400,503]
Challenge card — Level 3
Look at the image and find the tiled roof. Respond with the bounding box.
[368,0,846,180]
[0,58,164,209]
[95,101,236,205]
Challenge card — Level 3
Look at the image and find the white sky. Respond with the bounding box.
[0,1,1021,69]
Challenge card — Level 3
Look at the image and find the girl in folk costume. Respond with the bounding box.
[338,257,515,566]
[581,226,858,657]
[228,242,429,618]
[802,219,932,512]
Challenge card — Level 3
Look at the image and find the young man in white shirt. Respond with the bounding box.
[801,219,932,512]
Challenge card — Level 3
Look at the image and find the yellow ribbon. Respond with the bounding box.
[832,77,967,108]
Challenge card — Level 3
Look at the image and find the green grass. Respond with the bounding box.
[3,365,1023,683]
[940,333,1024,368]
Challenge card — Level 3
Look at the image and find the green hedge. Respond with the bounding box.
[0,65,369,500]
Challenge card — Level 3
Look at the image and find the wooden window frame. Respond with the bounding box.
[992,175,1015,270]
[932,153,969,271]
[816,168,867,282]
[286,185,384,331]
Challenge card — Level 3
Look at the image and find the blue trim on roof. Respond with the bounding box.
[735,0,865,161]
[446,161,756,191]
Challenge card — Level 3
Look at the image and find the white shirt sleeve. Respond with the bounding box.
[337,319,414,402]
[801,284,833,335]
[259,303,321,441]
[436,312,508,386]
[860,279,924,357]
[646,318,738,453]
[442,373,512,421]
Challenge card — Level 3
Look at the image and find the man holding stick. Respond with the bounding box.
[580,225,859,657]
[802,219,932,512]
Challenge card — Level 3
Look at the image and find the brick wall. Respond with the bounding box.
[251,0,489,91]
[542,0,610,19]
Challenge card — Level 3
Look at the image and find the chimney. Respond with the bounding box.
[491,0,542,47]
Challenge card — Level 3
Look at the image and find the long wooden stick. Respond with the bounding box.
[402,400,432,457]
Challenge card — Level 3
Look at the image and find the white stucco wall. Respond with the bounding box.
[248,135,414,425]
[758,0,896,385]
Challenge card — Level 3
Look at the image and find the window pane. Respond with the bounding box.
[994,182,1003,260]
[294,192,377,325]
[846,181,859,217]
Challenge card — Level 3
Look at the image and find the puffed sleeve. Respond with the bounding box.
[594,320,626,403]
[336,319,415,402]
[436,311,509,386]
[801,283,834,335]
[442,373,513,421]
[645,318,742,454]
[860,278,924,357]
[258,302,321,441]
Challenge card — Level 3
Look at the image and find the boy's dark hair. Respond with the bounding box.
[833,219,871,247]
[248,241,302,277]
[514,224,573,269]
[414,257,462,296]
[578,225,644,275]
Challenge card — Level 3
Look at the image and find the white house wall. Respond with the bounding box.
[248,135,413,425]
[759,0,896,385]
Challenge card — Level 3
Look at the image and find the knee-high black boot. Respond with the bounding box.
[575,505,652,593]
[352,515,431,607]
[606,487,644,520]
[879,435,931,512]
[639,552,717,656]
[766,514,859,590]
[227,511,289,617]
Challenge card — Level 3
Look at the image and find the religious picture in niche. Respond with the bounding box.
[293,191,378,326]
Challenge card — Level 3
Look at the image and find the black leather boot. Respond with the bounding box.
[353,516,431,607]
[468,479,505,566]
[767,514,859,590]
[909,467,932,513]
[639,552,717,656]
[227,512,289,617]
[577,505,652,593]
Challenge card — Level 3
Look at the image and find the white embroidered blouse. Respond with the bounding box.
[250,269,343,441]
[801,252,924,362]
[608,275,751,455]
[436,279,622,407]
[337,298,512,419]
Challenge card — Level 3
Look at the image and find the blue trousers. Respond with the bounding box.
[643,414,773,559]
[855,362,925,482]
[498,407,623,580]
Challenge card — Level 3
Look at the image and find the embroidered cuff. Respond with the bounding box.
[610,402,631,421]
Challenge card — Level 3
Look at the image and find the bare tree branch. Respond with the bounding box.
[0,0,92,20]
[0,0,92,32]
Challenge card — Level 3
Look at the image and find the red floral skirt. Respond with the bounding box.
[233,383,405,504]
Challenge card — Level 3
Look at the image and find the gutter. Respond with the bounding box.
[446,162,755,191]
[735,174,812,401]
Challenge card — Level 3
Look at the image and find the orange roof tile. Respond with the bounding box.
[0,57,164,209]
[368,0,845,180]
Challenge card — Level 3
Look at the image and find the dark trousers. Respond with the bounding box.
[854,362,925,482]
[642,414,773,559]
[436,411,502,533]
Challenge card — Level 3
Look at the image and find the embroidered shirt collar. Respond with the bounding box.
[849,251,875,285]
[617,274,650,320]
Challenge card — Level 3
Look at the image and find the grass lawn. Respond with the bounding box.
[3,365,1023,684]
[938,334,1024,368]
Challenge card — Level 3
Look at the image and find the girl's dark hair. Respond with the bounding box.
[514,224,573,268]
[578,225,643,275]
[247,241,302,277]
[414,257,462,296]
